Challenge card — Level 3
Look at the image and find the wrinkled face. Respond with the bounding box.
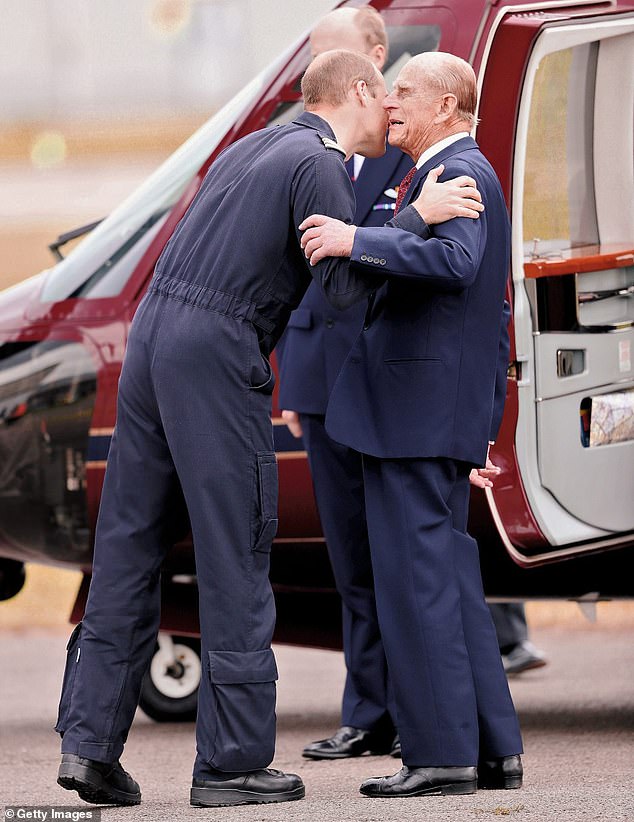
[383,63,438,160]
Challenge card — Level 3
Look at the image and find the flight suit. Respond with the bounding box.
[54,112,391,778]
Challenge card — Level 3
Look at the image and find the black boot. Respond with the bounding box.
[191,768,305,806]
[57,754,141,805]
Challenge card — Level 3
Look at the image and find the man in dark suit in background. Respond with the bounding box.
[300,51,524,798]
[277,5,486,762]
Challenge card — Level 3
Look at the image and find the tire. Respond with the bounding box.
[139,635,201,722]
[0,559,26,601]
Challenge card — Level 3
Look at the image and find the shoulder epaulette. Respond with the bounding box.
[320,135,347,156]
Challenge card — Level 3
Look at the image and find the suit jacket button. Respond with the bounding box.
[325,319,334,329]
[360,254,368,261]
[380,259,386,265]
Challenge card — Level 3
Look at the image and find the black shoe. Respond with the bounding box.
[303,726,393,760]
[390,735,401,758]
[190,768,305,807]
[360,765,477,797]
[478,755,523,789]
[57,754,141,806]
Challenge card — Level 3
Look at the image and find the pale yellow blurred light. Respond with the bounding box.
[30,131,68,169]
[147,0,192,40]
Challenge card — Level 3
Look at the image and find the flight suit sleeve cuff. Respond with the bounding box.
[387,205,431,238]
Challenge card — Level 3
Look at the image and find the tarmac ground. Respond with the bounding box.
[1,620,633,822]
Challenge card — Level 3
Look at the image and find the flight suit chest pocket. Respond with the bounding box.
[252,452,278,553]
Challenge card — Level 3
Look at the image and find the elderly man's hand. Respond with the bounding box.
[299,215,357,266]
[412,164,484,224]
[469,458,501,489]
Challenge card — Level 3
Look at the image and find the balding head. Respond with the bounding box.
[310,5,388,68]
[406,52,477,127]
[302,48,383,109]
[383,51,477,160]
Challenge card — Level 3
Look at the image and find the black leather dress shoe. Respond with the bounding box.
[360,765,477,797]
[57,754,141,805]
[190,768,305,807]
[303,726,393,759]
[478,754,523,789]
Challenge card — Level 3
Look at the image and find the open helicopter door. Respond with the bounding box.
[478,6,634,562]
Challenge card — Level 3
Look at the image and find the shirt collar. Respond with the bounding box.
[416,132,470,170]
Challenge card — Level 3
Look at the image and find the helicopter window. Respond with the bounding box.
[39,66,276,304]
[522,42,600,258]
[0,339,97,562]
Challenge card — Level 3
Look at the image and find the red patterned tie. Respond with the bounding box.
[394,166,417,215]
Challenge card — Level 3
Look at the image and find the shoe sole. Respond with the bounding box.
[190,784,305,807]
[477,775,523,790]
[57,762,141,806]
[361,780,477,797]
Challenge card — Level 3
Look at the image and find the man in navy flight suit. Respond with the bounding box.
[54,49,479,809]
[300,52,524,798]
[277,5,487,763]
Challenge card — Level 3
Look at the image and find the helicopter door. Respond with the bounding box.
[510,14,634,547]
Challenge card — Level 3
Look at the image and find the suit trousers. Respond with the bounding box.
[362,454,523,766]
[56,284,279,777]
[300,414,395,736]
[490,602,529,650]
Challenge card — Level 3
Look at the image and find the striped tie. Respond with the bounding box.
[394,166,417,215]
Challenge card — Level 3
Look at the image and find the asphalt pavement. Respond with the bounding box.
[1,622,633,822]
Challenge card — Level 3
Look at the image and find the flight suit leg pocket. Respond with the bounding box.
[206,649,278,771]
[252,452,278,553]
[55,621,83,734]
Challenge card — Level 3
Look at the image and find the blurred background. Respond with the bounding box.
[0,0,631,632]
[0,0,333,291]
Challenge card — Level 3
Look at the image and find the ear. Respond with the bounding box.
[354,79,370,106]
[437,93,458,122]
[369,43,387,70]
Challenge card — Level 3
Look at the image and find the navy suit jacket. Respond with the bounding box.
[325,137,511,466]
[277,145,413,413]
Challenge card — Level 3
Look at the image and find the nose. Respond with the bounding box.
[383,93,397,111]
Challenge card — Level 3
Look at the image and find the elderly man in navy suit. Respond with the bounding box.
[277,5,485,763]
[300,52,523,798]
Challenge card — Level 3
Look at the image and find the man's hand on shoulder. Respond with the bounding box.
[299,215,357,266]
[412,164,484,225]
